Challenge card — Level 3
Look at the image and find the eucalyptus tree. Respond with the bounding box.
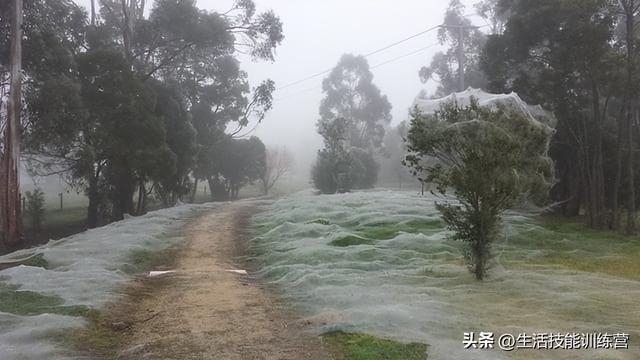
[1,0,86,242]
[219,136,266,200]
[313,54,391,193]
[612,0,640,232]
[99,0,282,202]
[481,0,618,228]
[419,0,487,96]
[319,54,392,152]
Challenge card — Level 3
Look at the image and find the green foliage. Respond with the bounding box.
[25,188,46,231]
[311,118,380,194]
[319,54,392,152]
[22,253,50,269]
[66,315,124,356]
[419,0,488,95]
[350,148,379,189]
[480,0,627,228]
[312,147,351,194]
[322,331,428,360]
[200,136,266,200]
[328,219,444,246]
[0,284,93,317]
[11,0,282,234]
[313,54,391,194]
[222,137,267,199]
[405,100,554,279]
[503,216,640,281]
[151,81,198,207]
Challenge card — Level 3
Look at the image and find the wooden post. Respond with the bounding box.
[1,0,24,249]
[59,192,64,210]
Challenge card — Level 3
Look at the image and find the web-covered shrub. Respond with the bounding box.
[405,98,555,279]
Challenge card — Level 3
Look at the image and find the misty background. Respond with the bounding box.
[24,0,485,203]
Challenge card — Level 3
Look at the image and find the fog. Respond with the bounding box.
[71,0,484,181]
[23,0,484,200]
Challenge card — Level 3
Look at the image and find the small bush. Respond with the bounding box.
[311,148,379,194]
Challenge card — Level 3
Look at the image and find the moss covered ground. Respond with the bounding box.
[322,331,427,360]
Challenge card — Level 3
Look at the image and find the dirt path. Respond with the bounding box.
[116,201,332,360]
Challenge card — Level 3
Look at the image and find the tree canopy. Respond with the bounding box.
[405,99,555,279]
[1,0,283,247]
[312,54,391,194]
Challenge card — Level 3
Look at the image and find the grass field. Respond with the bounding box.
[252,190,640,359]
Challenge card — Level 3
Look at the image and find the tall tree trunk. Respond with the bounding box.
[190,177,198,203]
[586,80,606,228]
[611,113,624,229]
[90,0,96,26]
[113,167,135,221]
[87,162,104,228]
[136,179,146,215]
[1,0,24,251]
[625,110,636,233]
[120,0,136,59]
[87,174,100,228]
[565,161,582,217]
[623,1,637,234]
[138,0,145,19]
[207,176,213,201]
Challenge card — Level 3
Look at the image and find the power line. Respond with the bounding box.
[275,25,441,92]
[274,42,441,103]
[363,25,441,58]
[370,42,440,69]
[273,85,319,103]
[274,67,335,92]
[275,15,488,93]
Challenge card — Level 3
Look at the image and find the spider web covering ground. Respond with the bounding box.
[250,190,640,360]
[0,203,217,359]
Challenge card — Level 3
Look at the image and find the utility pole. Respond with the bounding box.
[439,24,479,92]
[1,0,24,250]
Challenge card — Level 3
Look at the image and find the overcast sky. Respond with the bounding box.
[74,0,484,175]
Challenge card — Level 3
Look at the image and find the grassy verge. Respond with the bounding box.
[0,244,181,358]
[62,245,181,357]
[0,284,94,317]
[504,215,640,280]
[323,331,428,360]
[119,246,180,275]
